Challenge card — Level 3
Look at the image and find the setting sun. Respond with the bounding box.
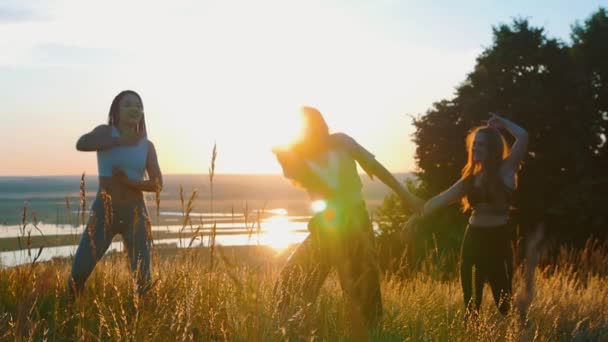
[2,1,607,340]
[260,210,307,252]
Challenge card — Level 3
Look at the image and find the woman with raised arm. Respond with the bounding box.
[69,90,162,296]
[402,113,528,316]
[272,106,421,329]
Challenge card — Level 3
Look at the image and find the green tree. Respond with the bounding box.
[375,10,608,268]
[568,8,608,238]
[572,8,608,161]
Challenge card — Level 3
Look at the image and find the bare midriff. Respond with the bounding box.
[97,177,144,206]
[469,204,509,226]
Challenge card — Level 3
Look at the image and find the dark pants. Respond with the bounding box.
[68,196,153,295]
[460,223,515,316]
[274,203,382,327]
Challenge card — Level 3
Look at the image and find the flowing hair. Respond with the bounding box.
[107,90,147,137]
[460,126,511,212]
[291,106,330,158]
[277,106,331,192]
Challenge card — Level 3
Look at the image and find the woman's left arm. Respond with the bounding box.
[337,133,423,212]
[488,113,529,173]
[368,160,424,212]
[114,141,163,193]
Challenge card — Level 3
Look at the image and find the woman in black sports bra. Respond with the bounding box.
[403,113,528,316]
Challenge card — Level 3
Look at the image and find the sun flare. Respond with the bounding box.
[311,200,327,213]
[261,209,304,252]
[266,107,304,153]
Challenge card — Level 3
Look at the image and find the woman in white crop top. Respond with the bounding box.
[69,90,163,297]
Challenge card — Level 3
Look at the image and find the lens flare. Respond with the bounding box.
[311,200,327,213]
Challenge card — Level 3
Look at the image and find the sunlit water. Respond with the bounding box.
[0,209,310,267]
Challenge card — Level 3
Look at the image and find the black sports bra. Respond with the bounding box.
[465,176,514,215]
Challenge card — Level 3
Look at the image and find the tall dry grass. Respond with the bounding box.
[1,242,607,341]
[1,148,607,341]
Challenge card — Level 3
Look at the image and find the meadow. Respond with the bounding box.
[1,240,607,341]
[1,172,607,341]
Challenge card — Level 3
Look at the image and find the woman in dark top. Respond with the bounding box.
[273,106,422,328]
[69,90,163,296]
[403,113,528,316]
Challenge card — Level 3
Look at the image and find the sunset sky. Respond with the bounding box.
[1,0,604,175]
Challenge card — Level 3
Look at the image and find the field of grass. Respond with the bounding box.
[1,242,607,341]
[2,165,606,340]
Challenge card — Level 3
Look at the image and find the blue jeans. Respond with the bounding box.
[68,196,152,294]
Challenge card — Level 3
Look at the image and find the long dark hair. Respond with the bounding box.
[460,126,510,211]
[107,90,147,137]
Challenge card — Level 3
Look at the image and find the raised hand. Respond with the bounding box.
[486,112,506,129]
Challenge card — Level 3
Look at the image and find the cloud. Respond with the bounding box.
[0,2,49,23]
[31,43,129,66]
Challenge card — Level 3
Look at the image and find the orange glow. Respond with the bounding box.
[261,210,293,252]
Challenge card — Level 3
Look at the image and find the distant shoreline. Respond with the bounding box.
[0,173,402,225]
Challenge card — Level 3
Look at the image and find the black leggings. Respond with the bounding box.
[460,224,515,315]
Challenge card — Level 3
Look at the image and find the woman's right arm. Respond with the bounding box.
[76,125,139,151]
[420,178,466,217]
[401,178,466,240]
[76,125,116,151]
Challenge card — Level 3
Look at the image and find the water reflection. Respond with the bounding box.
[0,209,310,267]
[0,213,310,238]
[0,232,309,268]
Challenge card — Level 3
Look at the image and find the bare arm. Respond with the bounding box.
[488,113,528,173]
[76,124,141,151]
[401,177,467,239]
[366,159,423,211]
[114,141,163,192]
[420,178,466,217]
[76,125,117,151]
[337,133,423,212]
